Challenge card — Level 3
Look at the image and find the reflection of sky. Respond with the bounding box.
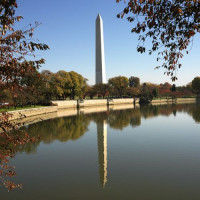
[3,106,200,200]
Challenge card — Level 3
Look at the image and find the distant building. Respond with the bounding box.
[96,14,106,84]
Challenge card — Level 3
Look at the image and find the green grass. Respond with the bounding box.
[0,105,46,112]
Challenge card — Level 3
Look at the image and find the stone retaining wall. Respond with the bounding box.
[8,98,197,122]
[151,98,196,104]
[52,98,139,108]
[9,106,57,120]
[51,100,77,109]
[79,99,107,107]
[176,98,196,102]
[111,98,134,105]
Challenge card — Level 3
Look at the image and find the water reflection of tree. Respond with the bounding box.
[109,109,141,130]
[189,103,200,123]
[140,104,172,118]
[17,103,200,154]
[140,103,200,124]
[19,114,91,153]
[3,103,200,191]
[86,111,109,124]
[107,103,200,130]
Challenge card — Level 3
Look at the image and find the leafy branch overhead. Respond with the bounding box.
[116,0,200,81]
[0,0,50,88]
[0,0,49,191]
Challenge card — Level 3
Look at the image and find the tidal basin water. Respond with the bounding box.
[1,103,200,200]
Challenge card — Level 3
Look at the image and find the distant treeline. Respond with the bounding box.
[0,68,200,108]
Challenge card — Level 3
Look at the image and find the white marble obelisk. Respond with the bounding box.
[96,14,106,84]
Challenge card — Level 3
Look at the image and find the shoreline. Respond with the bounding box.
[7,98,198,125]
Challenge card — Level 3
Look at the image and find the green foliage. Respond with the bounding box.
[50,73,65,99]
[129,76,140,88]
[0,89,13,105]
[68,71,87,99]
[0,0,49,108]
[0,69,88,108]
[20,69,46,106]
[192,77,200,96]
[93,83,110,98]
[0,3,49,91]
[43,70,87,100]
[84,85,97,99]
[139,83,153,103]
[152,88,159,98]
[108,76,129,97]
[171,84,177,92]
[0,0,50,192]
[126,87,139,97]
[116,0,200,81]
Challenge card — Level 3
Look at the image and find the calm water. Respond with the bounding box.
[1,103,200,200]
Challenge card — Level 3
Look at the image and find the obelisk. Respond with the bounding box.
[96,14,106,84]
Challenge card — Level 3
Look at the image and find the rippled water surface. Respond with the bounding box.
[1,103,200,200]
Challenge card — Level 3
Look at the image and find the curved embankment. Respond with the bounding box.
[51,98,139,108]
[9,104,137,125]
[8,98,197,125]
[151,98,197,105]
[51,98,196,108]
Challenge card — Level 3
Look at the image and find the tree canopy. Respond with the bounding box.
[0,0,49,190]
[192,77,200,96]
[129,76,140,88]
[108,76,129,97]
[94,83,110,98]
[116,0,200,81]
[0,1,49,90]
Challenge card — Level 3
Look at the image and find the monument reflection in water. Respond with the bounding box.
[2,103,200,200]
[97,120,108,188]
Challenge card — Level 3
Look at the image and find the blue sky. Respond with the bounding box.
[16,0,200,86]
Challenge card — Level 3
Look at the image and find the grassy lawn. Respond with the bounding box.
[0,105,46,112]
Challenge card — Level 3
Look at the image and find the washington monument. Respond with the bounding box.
[96,14,106,84]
